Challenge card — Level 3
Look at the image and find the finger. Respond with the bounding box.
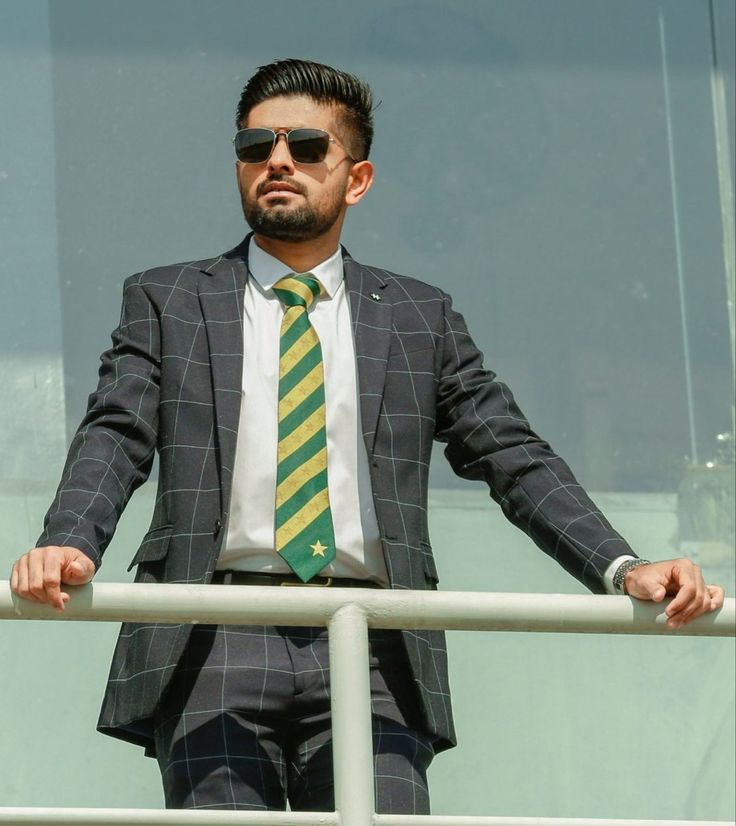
[15,554,43,604]
[677,565,708,624]
[10,559,19,592]
[664,580,697,618]
[666,589,707,627]
[43,550,66,612]
[14,555,27,596]
[670,590,713,626]
[28,547,64,608]
[62,553,95,585]
[649,584,667,602]
[664,561,704,618]
[27,547,48,601]
[16,554,29,598]
[668,587,707,625]
[705,585,726,611]
[708,585,725,611]
[667,565,716,627]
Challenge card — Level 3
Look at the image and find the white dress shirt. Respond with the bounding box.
[218,241,388,585]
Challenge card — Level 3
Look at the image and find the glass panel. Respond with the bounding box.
[1,0,733,819]
[0,0,66,482]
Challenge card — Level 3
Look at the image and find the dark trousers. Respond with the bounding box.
[153,624,434,812]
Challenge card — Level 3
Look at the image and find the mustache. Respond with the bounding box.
[256,176,306,198]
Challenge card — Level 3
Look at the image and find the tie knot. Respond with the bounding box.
[273,275,322,310]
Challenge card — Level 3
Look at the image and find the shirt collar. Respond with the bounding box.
[248,239,343,299]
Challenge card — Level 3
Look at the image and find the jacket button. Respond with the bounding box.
[213,519,222,538]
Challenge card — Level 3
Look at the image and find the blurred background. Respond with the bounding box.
[1,0,734,820]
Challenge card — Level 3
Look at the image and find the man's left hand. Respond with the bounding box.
[624,558,725,629]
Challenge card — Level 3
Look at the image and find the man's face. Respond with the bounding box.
[236,95,357,243]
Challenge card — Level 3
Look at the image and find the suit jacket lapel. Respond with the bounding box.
[197,237,249,518]
[343,253,392,456]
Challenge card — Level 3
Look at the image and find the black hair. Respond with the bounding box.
[236,58,374,160]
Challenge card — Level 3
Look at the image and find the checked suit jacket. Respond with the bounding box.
[38,234,635,755]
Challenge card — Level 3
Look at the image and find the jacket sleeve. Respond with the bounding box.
[433,291,635,593]
[37,275,161,568]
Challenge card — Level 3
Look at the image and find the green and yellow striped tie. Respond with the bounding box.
[273,274,336,582]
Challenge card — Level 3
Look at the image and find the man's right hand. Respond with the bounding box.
[11,546,96,612]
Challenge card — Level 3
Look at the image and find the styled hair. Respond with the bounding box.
[236,58,374,160]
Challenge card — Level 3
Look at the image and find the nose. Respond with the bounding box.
[267,132,295,173]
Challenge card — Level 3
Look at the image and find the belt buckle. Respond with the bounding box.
[280,576,333,587]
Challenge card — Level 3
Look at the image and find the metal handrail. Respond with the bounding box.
[0,810,730,825]
[1,582,733,634]
[1,582,734,826]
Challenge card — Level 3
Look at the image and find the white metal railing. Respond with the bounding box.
[1,581,734,826]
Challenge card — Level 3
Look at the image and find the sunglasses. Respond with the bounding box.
[233,127,355,165]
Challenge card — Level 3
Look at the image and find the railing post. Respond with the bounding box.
[329,603,374,826]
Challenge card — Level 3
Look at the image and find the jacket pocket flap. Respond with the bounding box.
[387,344,435,367]
[127,525,174,572]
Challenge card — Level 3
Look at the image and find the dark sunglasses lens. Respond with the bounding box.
[288,129,330,163]
[234,129,275,163]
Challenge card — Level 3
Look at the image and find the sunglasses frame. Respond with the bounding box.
[233,127,356,165]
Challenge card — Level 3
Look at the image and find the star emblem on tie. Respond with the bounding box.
[310,540,328,557]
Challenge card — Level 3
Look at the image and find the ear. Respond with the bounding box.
[345,160,374,207]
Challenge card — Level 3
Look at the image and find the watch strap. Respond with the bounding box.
[613,558,651,594]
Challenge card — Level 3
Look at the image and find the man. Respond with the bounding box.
[11,59,724,813]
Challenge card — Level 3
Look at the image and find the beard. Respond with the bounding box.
[242,179,344,243]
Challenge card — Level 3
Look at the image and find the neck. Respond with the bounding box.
[253,233,340,273]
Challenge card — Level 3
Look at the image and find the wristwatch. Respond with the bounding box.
[613,558,651,594]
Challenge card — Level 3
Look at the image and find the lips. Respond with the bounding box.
[260,180,301,197]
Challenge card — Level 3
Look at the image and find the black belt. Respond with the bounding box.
[212,570,382,589]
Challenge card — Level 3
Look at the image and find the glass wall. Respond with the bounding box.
[1,0,733,819]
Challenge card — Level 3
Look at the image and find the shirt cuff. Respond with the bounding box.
[603,555,638,594]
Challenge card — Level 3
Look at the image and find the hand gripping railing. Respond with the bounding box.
[1,581,734,826]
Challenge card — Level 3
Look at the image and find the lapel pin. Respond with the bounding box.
[371,292,382,302]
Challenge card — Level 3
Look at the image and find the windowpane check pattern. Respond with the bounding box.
[273,275,336,581]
